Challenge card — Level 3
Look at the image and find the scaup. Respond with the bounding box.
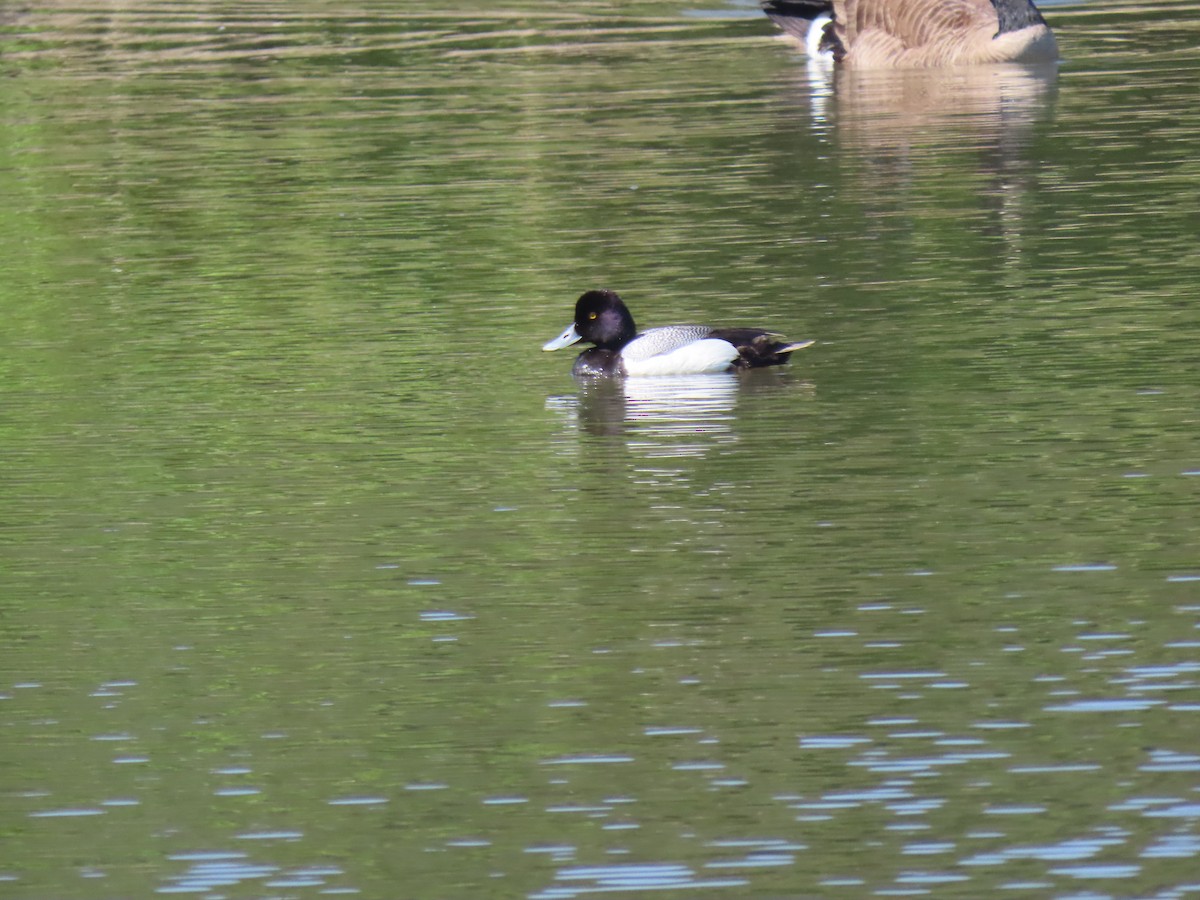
[543,290,813,377]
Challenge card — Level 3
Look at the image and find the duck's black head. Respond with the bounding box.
[573,290,637,350]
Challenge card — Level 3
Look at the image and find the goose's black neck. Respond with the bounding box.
[991,0,1046,35]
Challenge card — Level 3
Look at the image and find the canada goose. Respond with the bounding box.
[762,0,1058,68]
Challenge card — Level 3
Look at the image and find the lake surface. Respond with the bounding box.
[2,1,1199,897]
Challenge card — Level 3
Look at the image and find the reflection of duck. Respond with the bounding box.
[543,290,813,377]
[622,374,739,434]
[549,374,742,452]
[762,0,1058,68]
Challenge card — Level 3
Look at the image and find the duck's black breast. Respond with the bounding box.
[572,348,624,378]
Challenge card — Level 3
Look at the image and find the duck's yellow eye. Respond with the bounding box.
[588,312,598,320]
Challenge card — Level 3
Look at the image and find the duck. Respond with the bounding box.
[761,0,1058,68]
[542,290,814,377]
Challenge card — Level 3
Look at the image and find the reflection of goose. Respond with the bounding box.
[543,290,813,377]
[763,0,1058,68]
[826,62,1057,148]
[783,61,1057,276]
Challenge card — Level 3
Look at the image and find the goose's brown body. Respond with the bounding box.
[763,0,1058,68]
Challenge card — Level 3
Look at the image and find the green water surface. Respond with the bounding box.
[2,2,1199,897]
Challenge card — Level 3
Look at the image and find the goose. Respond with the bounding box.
[762,0,1058,68]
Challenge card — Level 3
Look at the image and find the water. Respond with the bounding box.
[2,1,1199,897]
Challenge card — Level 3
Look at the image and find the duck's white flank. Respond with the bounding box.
[622,338,740,376]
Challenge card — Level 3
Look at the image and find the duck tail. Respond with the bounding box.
[777,339,816,355]
[710,330,814,369]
